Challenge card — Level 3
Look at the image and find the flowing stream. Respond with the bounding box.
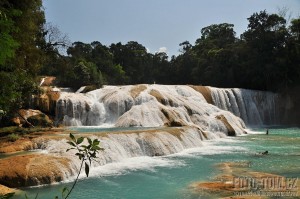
[17,127,300,199]
[9,85,295,198]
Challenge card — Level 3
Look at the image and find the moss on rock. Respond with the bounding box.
[26,114,53,128]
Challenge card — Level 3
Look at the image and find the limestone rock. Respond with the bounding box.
[0,154,72,187]
[26,113,53,127]
[0,184,17,196]
[0,138,35,153]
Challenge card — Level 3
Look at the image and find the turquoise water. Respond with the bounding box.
[17,127,300,199]
[67,126,162,133]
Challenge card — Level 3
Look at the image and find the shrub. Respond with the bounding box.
[7,133,19,142]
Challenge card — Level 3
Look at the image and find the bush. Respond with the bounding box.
[7,133,19,142]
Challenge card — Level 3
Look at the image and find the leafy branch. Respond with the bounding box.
[61,133,103,199]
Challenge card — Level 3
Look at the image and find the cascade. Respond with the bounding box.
[209,87,279,126]
[55,85,246,135]
[54,84,285,180]
[10,84,281,186]
[39,127,228,181]
[51,84,248,182]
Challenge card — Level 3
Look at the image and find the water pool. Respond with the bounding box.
[16,127,300,199]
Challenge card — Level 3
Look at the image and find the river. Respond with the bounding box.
[17,127,300,199]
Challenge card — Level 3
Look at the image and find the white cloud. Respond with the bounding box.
[158,47,167,53]
[146,48,151,53]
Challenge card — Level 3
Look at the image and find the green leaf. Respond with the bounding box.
[66,147,75,152]
[85,162,89,177]
[87,137,92,145]
[67,141,76,147]
[93,139,100,146]
[61,186,69,198]
[75,153,84,160]
[69,133,76,142]
[76,137,84,144]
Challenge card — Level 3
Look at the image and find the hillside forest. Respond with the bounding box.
[0,0,300,120]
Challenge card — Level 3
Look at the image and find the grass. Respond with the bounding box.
[7,133,19,142]
[0,126,54,138]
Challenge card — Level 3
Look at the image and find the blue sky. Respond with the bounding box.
[43,0,300,56]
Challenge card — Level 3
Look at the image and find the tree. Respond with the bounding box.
[198,23,236,48]
[41,22,70,55]
[283,17,300,89]
[8,0,46,76]
[172,41,198,84]
[110,41,151,84]
[190,23,237,86]
[290,18,300,41]
[0,0,45,121]
[241,10,289,90]
[67,42,93,60]
[0,3,19,66]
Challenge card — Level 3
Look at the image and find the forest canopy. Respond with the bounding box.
[42,10,300,92]
[0,0,300,117]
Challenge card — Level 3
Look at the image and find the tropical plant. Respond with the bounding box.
[62,133,103,199]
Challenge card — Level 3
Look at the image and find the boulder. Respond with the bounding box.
[32,89,60,114]
[10,109,43,127]
[216,115,236,136]
[0,184,16,196]
[26,113,53,127]
[0,154,72,187]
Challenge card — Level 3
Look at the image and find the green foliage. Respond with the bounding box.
[0,0,45,120]
[42,14,300,91]
[0,69,39,115]
[26,114,53,127]
[1,1,300,126]
[0,127,52,137]
[7,133,19,142]
[67,133,103,173]
[0,8,19,66]
[62,133,103,199]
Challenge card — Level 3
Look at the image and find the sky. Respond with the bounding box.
[43,0,300,56]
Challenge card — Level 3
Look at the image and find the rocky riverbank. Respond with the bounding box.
[0,128,70,195]
[189,161,300,198]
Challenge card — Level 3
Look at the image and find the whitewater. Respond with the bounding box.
[31,85,278,184]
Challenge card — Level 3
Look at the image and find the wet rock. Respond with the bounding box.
[0,154,72,188]
[0,184,17,195]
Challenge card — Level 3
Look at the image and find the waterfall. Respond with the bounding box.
[19,84,282,186]
[39,77,45,86]
[56,85,246,135]
[209,87,279,126]
[39,127,228,180]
